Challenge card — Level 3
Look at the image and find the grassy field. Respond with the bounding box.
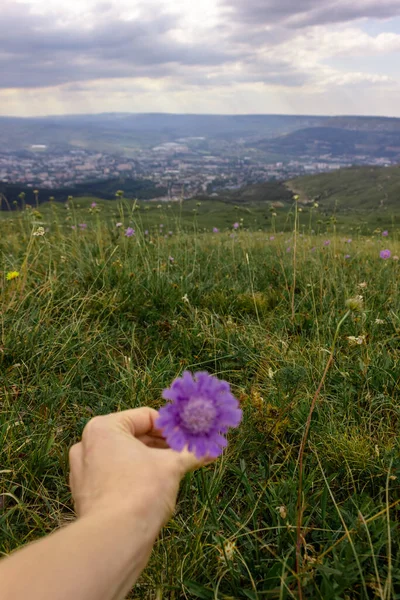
[1,199,400,599]
[288,165,400,211]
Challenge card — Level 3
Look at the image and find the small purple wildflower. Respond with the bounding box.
[125,227,135,237]
[213,227,219,233]
[144,230,149,235]
[346,239,352,243]
[286,247,291,253]
[380,249,391,260]
[382,230,388,237]
[71,225,76,230]
[345,254,351,259]
[269,236,275,241]
[156,371,242,459]
[116,222,123,228]
[169,256,174,263]
[311,247,316,252]
[323,240,330,246]
[233,222,239,230]
[91,202,97,208]
[79,223,87,229]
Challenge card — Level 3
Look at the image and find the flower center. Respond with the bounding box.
[180,396,217,434]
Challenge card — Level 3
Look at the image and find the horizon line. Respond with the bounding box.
[1,111,400,120]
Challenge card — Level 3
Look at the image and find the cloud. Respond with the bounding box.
[1,0,400,116]
[224,0,400,28]
[0,1,242,89]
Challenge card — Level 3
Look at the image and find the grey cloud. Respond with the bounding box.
[0,2,243,89]
[1,0,394,96]
[224,0,400,27]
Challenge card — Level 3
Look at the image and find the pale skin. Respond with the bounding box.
[0,407,209,600]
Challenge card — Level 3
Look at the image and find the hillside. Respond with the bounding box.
[2,113,400,155]
[0,178,167,208]
[0,114,322,152]
[287,165,400,210]
[255,126,400,160]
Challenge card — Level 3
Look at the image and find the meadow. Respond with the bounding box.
[0,197,399,599]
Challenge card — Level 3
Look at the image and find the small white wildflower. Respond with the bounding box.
[345,295,364,312]
[375,318,385,325]
[358,282,367,289]
[218,540,236,563]
[347,335,366,346]
[33,226,45,237]
[268,368,275,380]
[182,294,189,304]
[277,506,287,519]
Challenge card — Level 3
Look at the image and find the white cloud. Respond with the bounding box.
[1,0,400,115]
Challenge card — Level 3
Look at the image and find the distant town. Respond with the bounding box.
[1,137,398,200]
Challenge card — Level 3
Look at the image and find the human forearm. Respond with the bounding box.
[0,504,162,600]
[0,408,203,600]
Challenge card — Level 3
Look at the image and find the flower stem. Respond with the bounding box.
[200,469,236,586]
[295,310,350,597]
[291,198,298,322]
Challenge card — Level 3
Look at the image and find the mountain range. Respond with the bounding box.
[2,113,400,160]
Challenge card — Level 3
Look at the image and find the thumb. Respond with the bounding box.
[168,447,217,475]
[99,407,161,438]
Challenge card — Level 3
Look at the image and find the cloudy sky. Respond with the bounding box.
[1,0,400,117]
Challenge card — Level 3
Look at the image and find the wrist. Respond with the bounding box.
[80,491,168,535]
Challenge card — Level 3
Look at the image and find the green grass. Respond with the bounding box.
[1,201,400,599]
[1,193,398,234]
[288,165,400,211]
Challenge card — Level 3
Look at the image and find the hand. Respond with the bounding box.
[69,408,207,527]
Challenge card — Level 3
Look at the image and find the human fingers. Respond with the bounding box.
[136,434,170,449]
[166,447,217,475]
[84,408,161,439]
[68,442,83,495]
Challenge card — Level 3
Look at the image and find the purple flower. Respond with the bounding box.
[91,202,97,208]
[323,240,331,246]
[382,230,388,237]
[125,227,135,237]
[286,247,291,253]
[116,222,123,228]
[311,247,316,252]
[269,236,275,241]
[346,239,352,243]
[144,230,149,235]
[380,249,391,260]
[156,371,242,459]
[79,223,87,229]
[71,225,76,230]
[169,256,174,263]
[233,222,239,229]
[345,254,351,259]
[213,227,219,233]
